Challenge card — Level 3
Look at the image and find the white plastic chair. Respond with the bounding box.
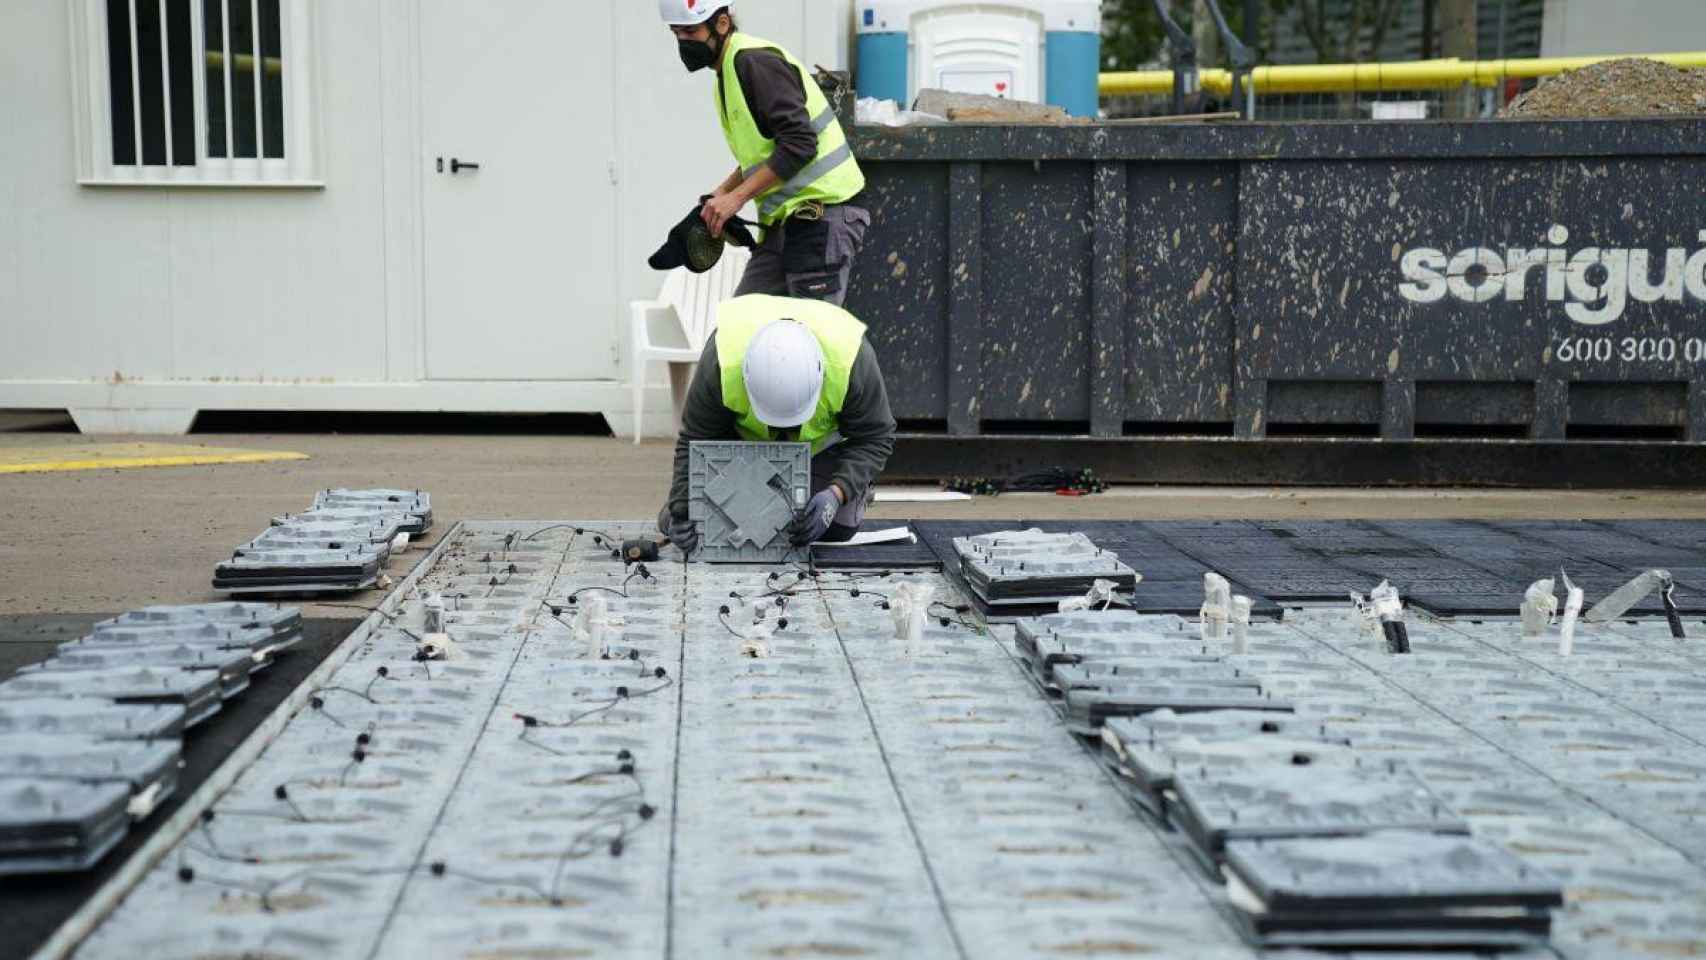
[629,246,751,443]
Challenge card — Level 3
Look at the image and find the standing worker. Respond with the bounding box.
[659,294,895,556]
[661,2,871,305]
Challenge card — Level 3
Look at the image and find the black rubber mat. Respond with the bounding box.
[1369,520,1706,617]
[810,521,940,570]
[920,519,1706,619]
[1144,521,1368,602]
[0,615,358,960]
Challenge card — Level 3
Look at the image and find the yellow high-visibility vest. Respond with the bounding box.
[717,32,865,226]
[715,294,866,452]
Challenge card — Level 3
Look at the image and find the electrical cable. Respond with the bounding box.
[513,680,674,732]
[718,608,757,641]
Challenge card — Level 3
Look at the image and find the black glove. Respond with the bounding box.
[647,204,757,273]
[787,488,841,546]
[658,506,699,558]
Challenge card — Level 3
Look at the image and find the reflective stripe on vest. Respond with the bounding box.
[714,294,867,452]
[718,33,865,227]
[741,107,838,179]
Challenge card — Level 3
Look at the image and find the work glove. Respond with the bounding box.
[658,506,699,558]
[788,488,841,546]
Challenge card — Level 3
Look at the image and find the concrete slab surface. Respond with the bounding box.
[48,521,1706,960]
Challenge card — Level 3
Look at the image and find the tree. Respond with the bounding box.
[1101,0,1168,71]
[1101,0,1272,71]
[1277,0,1407,62]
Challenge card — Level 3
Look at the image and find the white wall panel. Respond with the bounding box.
[160,4,388,382]
[0,0,858,429]
[1542,0,1706,57]
[5,0,175,383]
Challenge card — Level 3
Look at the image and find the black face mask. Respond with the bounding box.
[678,36,719,72]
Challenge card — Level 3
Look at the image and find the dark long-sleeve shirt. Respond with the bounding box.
[667,336,896,523]
[719,45,817,182]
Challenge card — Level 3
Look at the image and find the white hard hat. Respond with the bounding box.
[743,319,825,429]
[659,0,724,26]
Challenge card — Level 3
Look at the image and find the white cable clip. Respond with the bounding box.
[1559,568,1585,657]
[1200,573,1232,643]
[740,617,776,659]
[890,581,936,649]
[1352,581,1409,654]
[1230,595,1253,655]
[1585,568,1671,623]
[1520,578,1557,637]
[416,632,456,661]
[423,592,445,634]
[573,594,625,653]
[1059,578,1127,614]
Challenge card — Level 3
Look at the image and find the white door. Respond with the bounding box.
[420,1,617,380]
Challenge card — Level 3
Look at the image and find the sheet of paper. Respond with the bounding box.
[873,489,972,503]
[813,527,917,547]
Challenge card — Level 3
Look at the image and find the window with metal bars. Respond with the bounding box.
[74,0,317,185]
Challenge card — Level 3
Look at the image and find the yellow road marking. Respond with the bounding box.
[0,442,310,474]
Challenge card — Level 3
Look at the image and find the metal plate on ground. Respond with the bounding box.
[0,778,133,875]
[0,735,180,814]
[95,603,303,634]
[1222,831,1561,949]
[1171,767,1468,861]
[0,699,185,741]
[689,441,810,563]
[24,644,254,700]
[0,667,222,729]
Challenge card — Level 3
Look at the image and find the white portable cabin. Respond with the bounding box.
[0,0,855,435]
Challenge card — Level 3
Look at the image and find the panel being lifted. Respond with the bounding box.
[688,441,810,563]
[1223,831,1563,949]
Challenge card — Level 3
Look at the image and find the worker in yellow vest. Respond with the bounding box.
[661,2,870,305]
[658,295,895,556]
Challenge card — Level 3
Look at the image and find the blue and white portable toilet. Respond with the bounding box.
[856,1,1102,118]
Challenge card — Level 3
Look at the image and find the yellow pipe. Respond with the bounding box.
[1100,51,1706,98]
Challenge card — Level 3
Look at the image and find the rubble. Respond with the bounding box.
[1502,58,1706,118]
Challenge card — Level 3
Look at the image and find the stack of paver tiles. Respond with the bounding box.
[952,529,1140,610]
[0,602,300,875]
[215,488,432,594]
[1014,609,1564,950]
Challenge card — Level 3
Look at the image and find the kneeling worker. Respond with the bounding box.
[658,294,895,556]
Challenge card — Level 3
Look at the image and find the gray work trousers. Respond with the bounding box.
[734,203,871,306]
